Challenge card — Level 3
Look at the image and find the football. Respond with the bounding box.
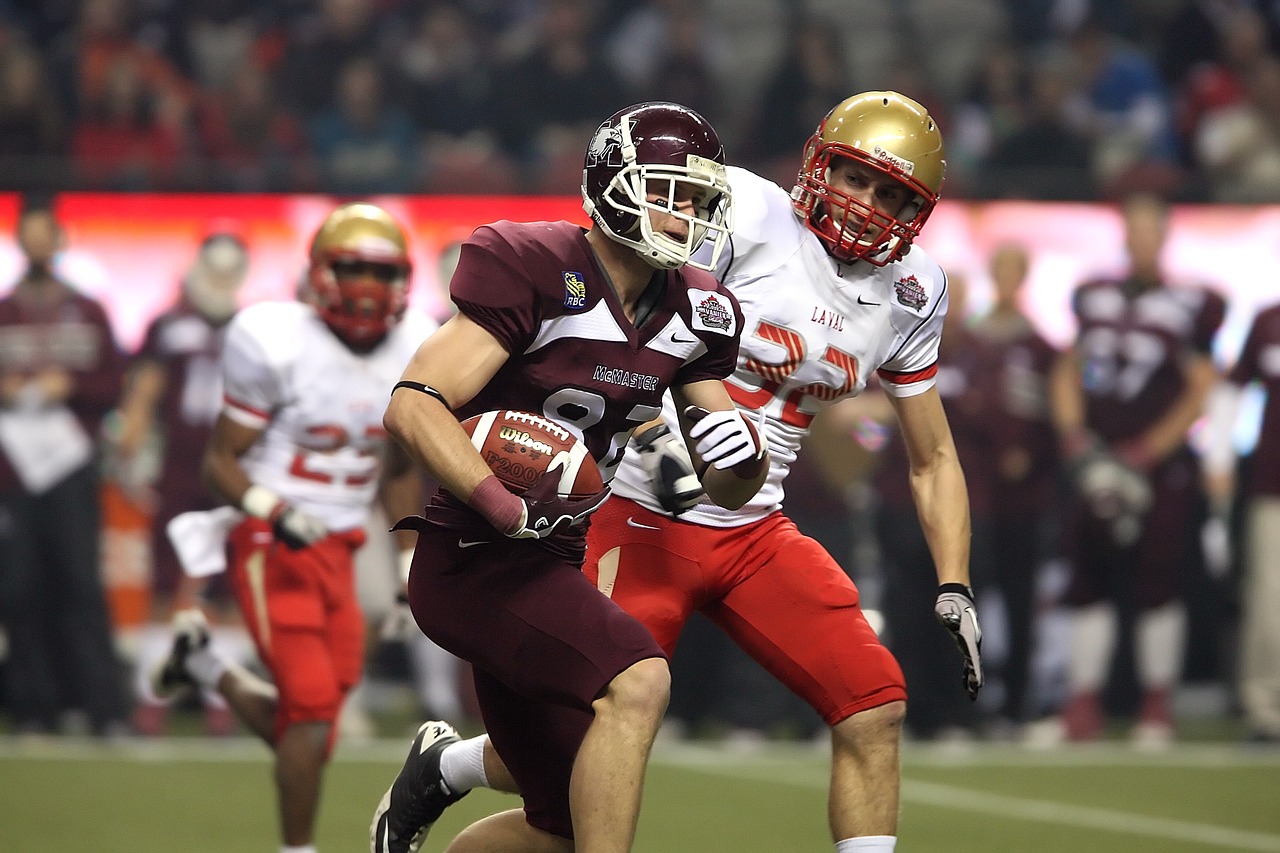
[460,409,603,499]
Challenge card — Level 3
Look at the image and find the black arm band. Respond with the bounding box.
[392,380,450,409]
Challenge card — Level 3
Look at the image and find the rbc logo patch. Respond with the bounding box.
[563,272,587,310]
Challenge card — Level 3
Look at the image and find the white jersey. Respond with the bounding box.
[220,301,435,531]
[611,166,949,526]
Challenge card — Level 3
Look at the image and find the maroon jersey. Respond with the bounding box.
[0,280,122,492]
[1073,278,1225,442]
[972,316,1061,518]
[1229,303,1280,498]
[428,220,743,541]
[136,304,229,505]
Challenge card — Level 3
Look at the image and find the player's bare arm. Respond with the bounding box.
[114,359,166,457]
[1049,348,1089,453]
[672,379,769,510]
[888,386,971,588]
[384,312,510,502]
[201,412,265,507]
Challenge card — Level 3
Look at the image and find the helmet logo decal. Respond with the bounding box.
[690,292,735,336]
[894,274,927,310]
[871,145,914,176]
[563,271,588,310]
[586,123,625,167]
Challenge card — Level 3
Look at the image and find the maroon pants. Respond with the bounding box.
[406,524,665,839]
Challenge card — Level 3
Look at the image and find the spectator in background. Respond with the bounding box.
[1064,17,1181,197]
[1203,302,1280,744]
[0,43,66,190]
[307,57,417,195]
[0,201,127,738]
[950,42,1026,190]
[113,231,251,738]
[1193,56,1280,202]
[395,4,492,140]
[971,242,1061,731]
[70,52,193,189]
[1043,193,1224,747]
[487,0,627,173]
[274,0,385,120]
[605,0,728,123]
[196,62,312,192]
[744,15,850,187]
[986,48,1093,200]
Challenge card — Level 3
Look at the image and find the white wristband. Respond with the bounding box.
[398,549,414,587]
[241,484,283,520]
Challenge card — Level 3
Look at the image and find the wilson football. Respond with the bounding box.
[460,409,603,499]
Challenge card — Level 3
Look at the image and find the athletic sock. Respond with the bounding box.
[836,836,896,852]
[185,643,229,692]
[439,734,490,793]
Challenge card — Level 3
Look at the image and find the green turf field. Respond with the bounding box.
[1,737,1278,852]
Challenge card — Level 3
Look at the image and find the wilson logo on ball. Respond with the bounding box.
[460,409,603,499]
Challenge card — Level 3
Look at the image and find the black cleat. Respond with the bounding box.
[371,720,469,853]
[149,609,210,701]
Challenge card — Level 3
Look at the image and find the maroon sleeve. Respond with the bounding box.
[449,225,539,355]
[1229,308,1266,386]
[69,295,125,433]
[1191,287,1227,355]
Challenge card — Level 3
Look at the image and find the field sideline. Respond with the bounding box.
[2,736,1279,852]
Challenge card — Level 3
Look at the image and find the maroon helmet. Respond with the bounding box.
[582,101,732,271]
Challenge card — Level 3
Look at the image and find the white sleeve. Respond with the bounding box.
[877,268,947,398]
[220,314,285,428]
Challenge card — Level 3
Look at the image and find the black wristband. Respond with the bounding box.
[392,380,450,408]
[937,582,974,600]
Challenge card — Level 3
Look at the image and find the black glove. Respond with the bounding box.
[505,467,611,540]
[934,583,983,701]
[268,503,328,550]
[634,424,704,515]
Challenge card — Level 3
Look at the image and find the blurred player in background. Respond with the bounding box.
[1203,302,1280,744]
[969,243,1061,732]
[372,101,768,853]
[0,200,128,739]
[152,202,434,853]
[1045,193,1224,747]
[391,91,983,853]
[112,230,252,737]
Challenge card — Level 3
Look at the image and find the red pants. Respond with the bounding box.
[226,519,366,749]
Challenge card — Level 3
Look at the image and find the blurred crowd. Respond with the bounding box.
[3,0,1280,200]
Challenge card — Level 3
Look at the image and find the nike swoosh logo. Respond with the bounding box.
[670,333,697,344]
[457,539,488,548]
[626,517,661,530]
[857,295,881,306]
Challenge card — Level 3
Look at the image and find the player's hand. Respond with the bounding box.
[634,423,704,515]
[684,406,767,471]
[505,468,611,540]
[381,591,418,642]
[268,503,329,550]
[934,583,983,701]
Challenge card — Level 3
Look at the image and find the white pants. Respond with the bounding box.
[1239,497,1280,735]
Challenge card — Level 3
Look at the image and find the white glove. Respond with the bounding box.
[934,583,983,701]
[633,424,704,515]
[684,406,767,471]
[1201,514,1232,580]
[381,591,418,642]
[242,484,328,550]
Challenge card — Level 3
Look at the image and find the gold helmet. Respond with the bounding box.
[307,203,412,349]
[791,91,945,266]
